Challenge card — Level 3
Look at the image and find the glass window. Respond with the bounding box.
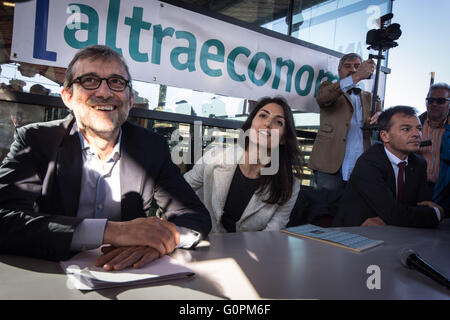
[0,62,63,95]
[177,0,292,33]
[0,100,69,161]
[292,0,392,60]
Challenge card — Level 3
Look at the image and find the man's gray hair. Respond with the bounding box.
[427,82,449,97]
[338,53,363,71]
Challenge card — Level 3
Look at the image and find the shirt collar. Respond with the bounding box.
[75,123,122,162]
[426,117,447,129]
[384,146,408,167]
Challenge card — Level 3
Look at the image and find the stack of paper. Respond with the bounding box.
[60,248,195,290]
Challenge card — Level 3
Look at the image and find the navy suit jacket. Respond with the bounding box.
[0,115,211,261]
[333,143,439,228]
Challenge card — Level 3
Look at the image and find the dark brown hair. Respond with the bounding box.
[240,96,303,205]
[378,105,417,132]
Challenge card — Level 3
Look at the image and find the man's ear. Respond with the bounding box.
[379,129,389,144]
[128,91,134,110]
[61,87,73,111]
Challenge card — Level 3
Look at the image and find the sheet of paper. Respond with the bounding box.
[60,248,194,290]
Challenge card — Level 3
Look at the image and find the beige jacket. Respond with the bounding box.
[308,81,381,174]
[184,146,300,233]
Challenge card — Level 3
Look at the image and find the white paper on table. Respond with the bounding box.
[60,248,194,291]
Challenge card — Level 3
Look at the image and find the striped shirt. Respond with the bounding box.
[420,120,445,183]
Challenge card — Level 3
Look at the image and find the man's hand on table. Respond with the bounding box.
[94,246,160,271]
[361,216,386,227]
[103,216,180,256]
[97,216,180,271]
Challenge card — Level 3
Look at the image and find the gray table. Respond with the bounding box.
[1,223,449,300]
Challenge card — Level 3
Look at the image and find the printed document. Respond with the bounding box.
[60,248,194,290]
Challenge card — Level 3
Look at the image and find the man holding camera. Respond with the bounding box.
[308,53,382,190]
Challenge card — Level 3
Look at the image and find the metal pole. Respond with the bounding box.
[370,50,384,117]
[287,0,294,36]
[362,51,384,130]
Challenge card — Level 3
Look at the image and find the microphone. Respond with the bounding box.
[419,140,432,147]
[400,248,450,290]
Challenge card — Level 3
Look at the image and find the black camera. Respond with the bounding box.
[366,13,402,51]
[362,13,402,132]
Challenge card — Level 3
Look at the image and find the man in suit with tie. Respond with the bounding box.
[333,106,445,227]
[0,45,211,270]
[308,53,382,190]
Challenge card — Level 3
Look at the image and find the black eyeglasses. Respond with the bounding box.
[70,74,130,92]
[426,97,450,105]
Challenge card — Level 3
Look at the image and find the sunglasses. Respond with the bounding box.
[426,97,450,105]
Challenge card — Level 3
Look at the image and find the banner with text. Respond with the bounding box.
[11,0,342,112]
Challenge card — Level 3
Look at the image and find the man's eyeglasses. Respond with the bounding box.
[426,97,450,105]
[70,74,130,92]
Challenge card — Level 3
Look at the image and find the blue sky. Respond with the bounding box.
[384,0,450,113]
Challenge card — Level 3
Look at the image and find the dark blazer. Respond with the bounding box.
[333,144,439,228]
[0,115,211,261]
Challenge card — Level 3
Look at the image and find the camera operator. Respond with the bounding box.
[419,82,449,188]
[308,53,382,190]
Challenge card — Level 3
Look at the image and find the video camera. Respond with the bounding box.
[362,13,401,131]
[366,13,402,51]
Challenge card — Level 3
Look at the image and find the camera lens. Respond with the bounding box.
[385,23,402,41]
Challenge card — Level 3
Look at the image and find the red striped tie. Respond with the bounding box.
[397,161,406,204]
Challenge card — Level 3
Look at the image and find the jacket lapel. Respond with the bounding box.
[360,91,372,121]
[120,122,145,221]
[211,164,236,222]
[210,146,246,225]
[239,191,268,222]
[379,145,397,195]
[343,93,354,113]
[56,116,82,217]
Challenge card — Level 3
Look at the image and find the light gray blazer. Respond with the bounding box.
[184,146,300,233]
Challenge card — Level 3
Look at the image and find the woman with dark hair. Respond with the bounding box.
[184,96,302,233]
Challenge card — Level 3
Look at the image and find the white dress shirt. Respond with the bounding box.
[70,129,122,251]
[340,75,364,181]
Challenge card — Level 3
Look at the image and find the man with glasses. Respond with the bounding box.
[0,45,211,270]
[419,82,450,188]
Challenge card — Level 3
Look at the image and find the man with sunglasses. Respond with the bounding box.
[0,45,211,270]
[419,82,450,188]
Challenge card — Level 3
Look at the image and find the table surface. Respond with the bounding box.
[1,222,449,300]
